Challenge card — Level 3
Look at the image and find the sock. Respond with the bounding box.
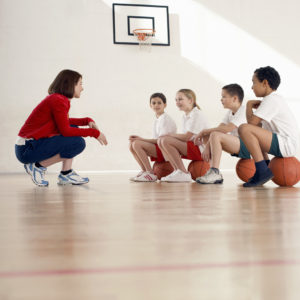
[265,159,270,166]
[61,169,72,175]
[255,160,268,175]
[35,162,44,168]
[211,167,219,174]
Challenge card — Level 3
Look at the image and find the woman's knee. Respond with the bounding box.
[76,137,86,153]
[62,137,86,158]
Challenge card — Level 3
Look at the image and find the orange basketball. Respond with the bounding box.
[269,157,300,186]
[153,161,174,180]
[236,159,255,182]
[188,160,210,180]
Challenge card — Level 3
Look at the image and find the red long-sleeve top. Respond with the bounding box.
[18,93,100,140]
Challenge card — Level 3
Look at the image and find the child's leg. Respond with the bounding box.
[196,133,240,184]
[238,124,273,161]
[158,136,188,172]
[157,138,175,168]
[131,140,157,173]
[238,124,273,187]
[129,141,147,172]
[210,132,241,168]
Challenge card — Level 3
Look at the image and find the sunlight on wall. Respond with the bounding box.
[103,0,300,121]
[178,0,300,102]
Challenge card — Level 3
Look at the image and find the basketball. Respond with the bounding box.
[269,157,300,186]
[188,160,210,180]
[236,158,255,182]
[153,161,174,180]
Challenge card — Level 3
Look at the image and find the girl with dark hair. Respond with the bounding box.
[15,69,107,186]
[129,93,177,182]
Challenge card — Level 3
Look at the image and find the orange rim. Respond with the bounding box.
[133,29,155,41]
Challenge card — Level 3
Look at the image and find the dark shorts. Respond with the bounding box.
[231,133,283,159]
[15,135,86,164]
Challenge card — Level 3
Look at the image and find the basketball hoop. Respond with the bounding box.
[133,29,155,50]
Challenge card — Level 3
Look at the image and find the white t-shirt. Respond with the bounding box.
[182,107,209,151]
[254,93,299,157]
[221,105,247,137]
[152,112,177,139]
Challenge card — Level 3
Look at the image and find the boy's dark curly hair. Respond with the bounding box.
[254,66,281,90]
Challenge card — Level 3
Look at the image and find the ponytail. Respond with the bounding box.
[178,89,200,109]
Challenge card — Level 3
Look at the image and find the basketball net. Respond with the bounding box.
[133,29,155,51]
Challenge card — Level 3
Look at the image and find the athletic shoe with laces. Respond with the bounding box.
[196,168,223,184]
[24,163,49,187]
[163,170,193,182]
[129,171,145,182]
[134,171,157,182]
[58,170,89,185]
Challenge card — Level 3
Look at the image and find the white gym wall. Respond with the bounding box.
[1,0,300,173]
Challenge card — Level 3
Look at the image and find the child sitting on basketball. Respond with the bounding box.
[193,84,246,184]
[158,89,209,182]
[129,93,177,182]
[238,66,299,187]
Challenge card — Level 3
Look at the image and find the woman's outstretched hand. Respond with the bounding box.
[97,132,108,145]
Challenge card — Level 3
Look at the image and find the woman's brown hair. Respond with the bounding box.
[178,89,200,109]
[48,69,82,98]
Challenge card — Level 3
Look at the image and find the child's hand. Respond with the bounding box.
[89,121,100,131]
[247,100,261,109]
[97,132,108,145]
[129,135,141,141]
[193,132,203,145]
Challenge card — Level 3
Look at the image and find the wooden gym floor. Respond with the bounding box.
[1,171,300,300]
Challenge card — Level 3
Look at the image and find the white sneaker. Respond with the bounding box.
[129,171,145,182]
[160,170,179,181]
[58,170,89,185]
[163,170,193,182]
[134,171,157,182]
[196,168,223,184]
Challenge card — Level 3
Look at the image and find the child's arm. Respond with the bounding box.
[193,123,236,145]
[167,132,194,142]
[246,100,262,125]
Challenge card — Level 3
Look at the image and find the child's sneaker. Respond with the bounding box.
[160,170,178,182]
[196,168,223,184]
[58,170,89,185]
[24,163,48,187]
[243,168,273,187]
[134,171,157,182]
[129,171,145,182]
[163,170,193,182]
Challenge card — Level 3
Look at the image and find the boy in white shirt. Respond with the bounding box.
[194,84,247,184]
[239,66,299,187]
[129,93,177,182]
